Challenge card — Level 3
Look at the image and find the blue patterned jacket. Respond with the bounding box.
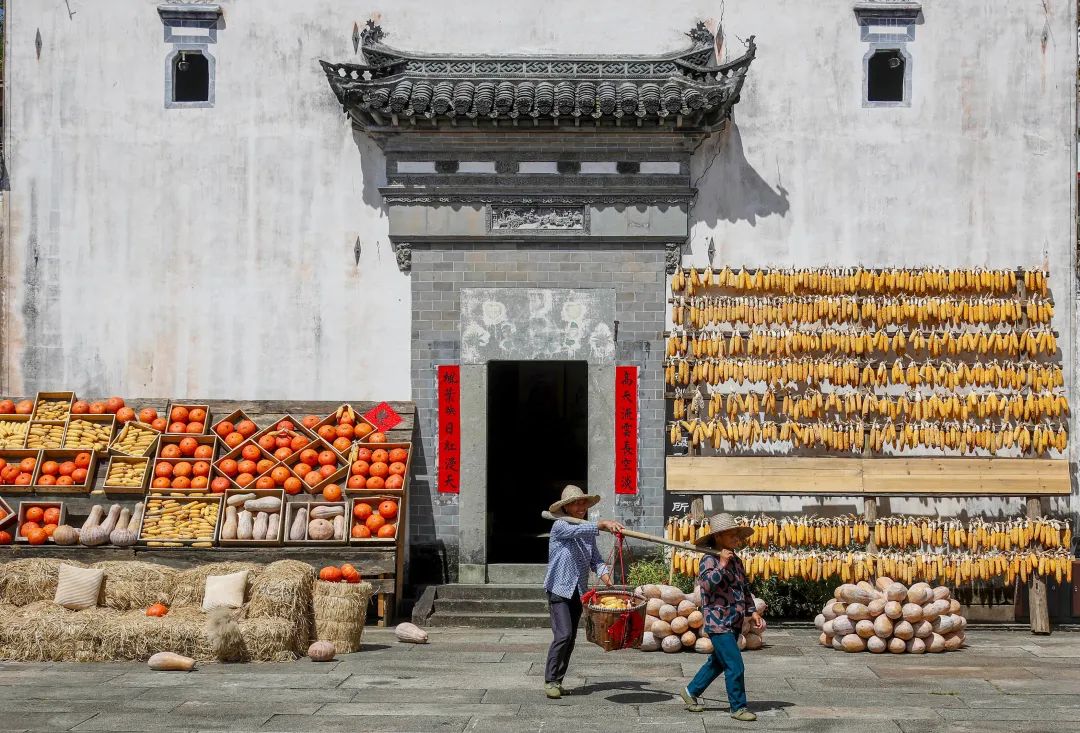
[544,520,610,599]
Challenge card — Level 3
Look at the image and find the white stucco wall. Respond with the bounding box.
[3,1,1076,431]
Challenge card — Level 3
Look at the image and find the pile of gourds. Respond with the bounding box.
[637,583,768,654]
[816,579,967,654]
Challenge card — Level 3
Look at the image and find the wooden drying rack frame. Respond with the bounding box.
[666,455,1072,633]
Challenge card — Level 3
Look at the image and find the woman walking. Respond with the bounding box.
[542,485,624,699]
[680,513,762,722]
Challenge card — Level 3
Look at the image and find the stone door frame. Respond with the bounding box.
[455,287,616,584]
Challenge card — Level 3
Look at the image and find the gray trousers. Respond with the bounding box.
[544,590,582,684]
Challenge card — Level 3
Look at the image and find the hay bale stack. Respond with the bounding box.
[92,561,176,611]
[247,560,316,654]
[168,562,261,609]
[313,580,373,654]
[0,559,88,606]
[817,579,967,654]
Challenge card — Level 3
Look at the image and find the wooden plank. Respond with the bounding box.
[666,456,1072,496]
[1027,497,1051,634]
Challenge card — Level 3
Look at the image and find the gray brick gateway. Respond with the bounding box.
[409,243,667,581]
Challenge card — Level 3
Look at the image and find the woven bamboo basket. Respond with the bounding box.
[313,580,373,654]
[583,588,647,651]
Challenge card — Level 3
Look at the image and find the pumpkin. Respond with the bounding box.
[884,601,903,620]
[874,576,895,591]
[744,633,762,650]
[319,566,343,582]
[905,638,926,654]
[885,583,908,602]
[892,620,914,641]
[831,635,844,651]
[80,526,110,547]
[752,597,766,615]
[659,585,684,605]
[828,601,847,617]
[27,528,48,545]
[658,604,677,622]
[0,531,12,545]
[340,564,361,584]
[913,620,933,639]
[651,620,672,639]
[814,614,826,631]
[52,525,79,546]
[670,616,689,635]
[932,586,951,602]
[307,518,334,541]
[821,602,838,621]
[867,599,886,618]
[944,634,964,651]
[931,615,955,634]
[866,636,887,654]
[307,641,336,661]
[394,622,429,644]
[855,620,876,639]
[948,598,962,614]
[645,598,664,617]
[694,636,714,654]
[148,652,195,671]
[927,633,946,653]
[901,603,924,623]
[819,633,832,647]
[146,603,169,617]
[845,603,870,621]
[887,637,906,654]
[660,634,682,653]
[640,584,661,599]
[677,600,696,617]
[831,615,854,637]
[643,615,656,633]
[639,632,660,652]
[110,528,137,547]
[840,634,865,653]
[873,615,894,639]
[680,630,697,648]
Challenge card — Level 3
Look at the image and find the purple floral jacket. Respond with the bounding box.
[697,552,755,635]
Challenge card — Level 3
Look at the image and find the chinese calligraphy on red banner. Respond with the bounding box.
[437,365,461,494]
[615,366,638,495]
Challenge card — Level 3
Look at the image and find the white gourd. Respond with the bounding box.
[866,636,887,654]
[931,615,954,634]
[831,615,854,637]
[840,634,865,652]
[836,584,855,600]
[646,598,664,617]
[680,630,697,648]
[670,616,689,635]
[846,603,870,621]
[873,615,894,639]
[687,610,704,629]
[661,635,682,653]
[829,601,847,617]
[885,583,908,602]
[639,632,660,652]
[887,637,906,654]
[81,505,104,533]
[884,601,904,620]
[956,615,967,631]
[905,638,926,654]
[99,505,122,535]
[856,580,877,595]
[651,620,672,639]
[694,636,713,654]
[752,597,766,614]
[658,604,677,622]
[893,620,914,641]
[855,620,876,639]
[686,588,702,607]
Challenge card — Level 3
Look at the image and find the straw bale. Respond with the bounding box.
[238,617,302,661]
[313,581,372,654]
[93,607,214,661]
[0,600,118,662]
[0,559,87,605]
[169,562,261,609]
[248,560,314,646]
[92,561,177,611]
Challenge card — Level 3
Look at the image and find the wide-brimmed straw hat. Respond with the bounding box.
[548,484,601,515]
[693,512,754,547]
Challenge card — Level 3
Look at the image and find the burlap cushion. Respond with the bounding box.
[202,570,247,611]
[53,564,104,610]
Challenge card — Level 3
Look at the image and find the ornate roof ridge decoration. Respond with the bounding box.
[321,21,755,134]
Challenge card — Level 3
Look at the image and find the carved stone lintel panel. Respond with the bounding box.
[392,241,412,273]
[665,242,682,274]
[486,205,587,233]
[380,190,693,206]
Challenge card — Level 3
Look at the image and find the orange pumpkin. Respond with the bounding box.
[351,524,371,539]
[340,564,361,584]
[0,530,12,545]
[319,566,343,583]
[322,484,342,502]
[378,500,399,520]
[27,528,48,545]
[146,603,169,617]
[366,432,388,444]
[377,524,396,539]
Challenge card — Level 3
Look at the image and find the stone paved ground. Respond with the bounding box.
[0,627,1077,733]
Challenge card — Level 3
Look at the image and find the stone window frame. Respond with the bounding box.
[164,44,216,109]
[862,43,912,109]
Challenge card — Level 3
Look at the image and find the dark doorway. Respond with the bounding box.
[487,361,588,564]
[174,51,210,103]
[867,49,905,102]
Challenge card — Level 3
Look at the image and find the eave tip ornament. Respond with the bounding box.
[321,21,755,135]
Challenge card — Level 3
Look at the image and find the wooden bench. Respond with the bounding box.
[666,455,1072,633]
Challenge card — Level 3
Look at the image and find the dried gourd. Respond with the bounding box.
[670,616,689,635]
[855,620,876,639]
[873,615,894,639]
[221,506,239,540]
[912,620,933,639]
[867,599,886,618]
[884,601,903,620]
[892,620,914,641]
[658,604,678,622]
[394,622,429,644]
[846,603,870,621]
[646,598,664,617]
[887,637,906,654]
[148,652,195,671]
[661,635,682,653]
[640,631,660,652]
[651,620,672,639]
[831,615,854,637]
[289,508,308,541]
[840,634,865,652]
[694,636,714,654]
[237,510,254,540]
[866,636,887,654]
[905,638,926,654]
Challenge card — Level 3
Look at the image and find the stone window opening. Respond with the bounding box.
[173,51,210,103]
[867,49,905,102]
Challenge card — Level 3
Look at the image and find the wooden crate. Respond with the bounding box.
[101,456,152,496]
[282,438,346,496]
[348,494,402,545]
[138,493,222,547]
[249,425,316,464]
[0,414,31,450]
[109,421,160,458]
[314,404,378,456]
[31,449,98,494]
[31,392,74,422]
[155,434,218,462]
[163,403,211,436]
[24,420,67,450]
[219,488,286,546]
[148,457,215,493]
[63,414,116,454]
[210,409,260,449]
[346,442,411,495]
[15,501,66,543]
[0,495,15,530]
[0,449,44,495]
[213,441,280,491]
[283,501,349,545]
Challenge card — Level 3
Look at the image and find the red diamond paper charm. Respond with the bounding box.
[364,402,403,433]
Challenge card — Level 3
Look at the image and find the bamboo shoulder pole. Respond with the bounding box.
[541,511,723,557]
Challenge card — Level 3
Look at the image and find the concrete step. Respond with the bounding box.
[486,563,548,584]
[434,598,549,615]
[425,611,553,629]
[434,584,547,600]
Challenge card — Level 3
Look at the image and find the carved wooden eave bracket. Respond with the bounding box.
[320,21,755,135]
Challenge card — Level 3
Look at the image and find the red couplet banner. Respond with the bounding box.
[437,365,461,494]
[615,366,638,495]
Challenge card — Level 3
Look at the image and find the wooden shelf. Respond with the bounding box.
[666,456,1071,496]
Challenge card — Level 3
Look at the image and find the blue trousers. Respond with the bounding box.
[686,631,747,710]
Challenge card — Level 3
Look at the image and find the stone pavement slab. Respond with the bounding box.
[0,629,1075,732]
